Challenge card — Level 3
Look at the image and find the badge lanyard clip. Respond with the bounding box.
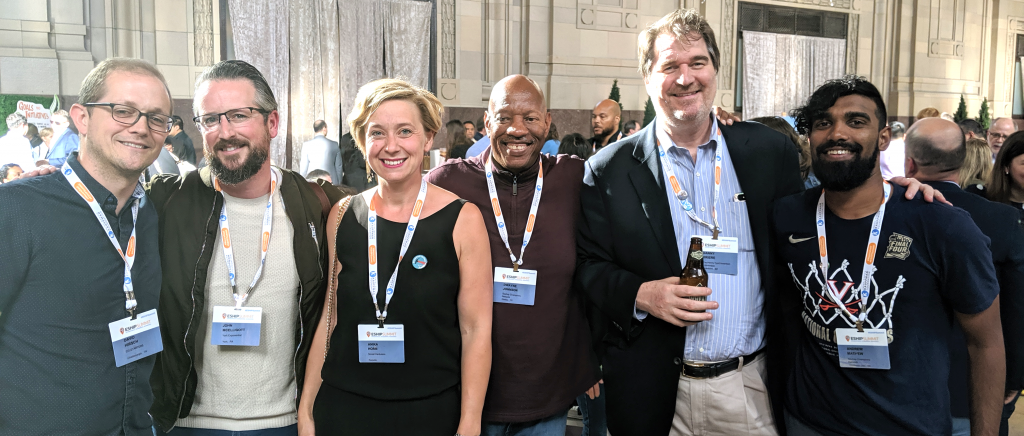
[816,181,891,333]
[485,156,544,271]
[62,163,144,319]
[367,179,429,327]
[656,126,725,241]
[215,168,281,309]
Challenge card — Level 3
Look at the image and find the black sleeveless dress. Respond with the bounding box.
[313,196,466,435]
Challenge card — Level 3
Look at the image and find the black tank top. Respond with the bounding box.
[322,195,466,400]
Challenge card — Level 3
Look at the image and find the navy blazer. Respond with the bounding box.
[576,119,803,435]
[928,181,1024,418]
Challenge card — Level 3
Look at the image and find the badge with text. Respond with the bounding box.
[492,267,539,305]
[211,306,263,346]
[358,324,405,363]
[108,309,163,367]
[696,236,740,275]
[836,328,890,370]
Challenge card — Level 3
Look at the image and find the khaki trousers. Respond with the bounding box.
[668,352,778,436]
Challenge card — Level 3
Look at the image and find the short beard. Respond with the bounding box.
[812,139,880,192]
[207,137,269,185]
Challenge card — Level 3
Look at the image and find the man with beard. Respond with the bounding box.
[988,118,1018,161]
[425,74,600,435]
[591,99,623,152]
[146,60,344,435]
[774,76,1005,436]
[0,58,171,435]
[575,9,941,436]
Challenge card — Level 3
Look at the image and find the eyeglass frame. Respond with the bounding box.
[82,102,174,133]
[192,107,269,132]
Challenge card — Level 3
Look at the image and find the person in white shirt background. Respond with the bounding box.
[880,120,906,179]
[0,113,37,173]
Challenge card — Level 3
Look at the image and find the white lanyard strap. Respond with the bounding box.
[61,163,145,318]
[215,167,281,308]
[815,181,891,331]
[367,179,428,326]
[485,157,544,271]
[656,129,725,239]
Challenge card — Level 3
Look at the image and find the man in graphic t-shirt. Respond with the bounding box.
[772,76,1006,436]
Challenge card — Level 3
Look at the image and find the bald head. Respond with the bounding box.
[904,117,967,181]
[489,75,546,113]
[485,74,551,171]
[592,98,622,141]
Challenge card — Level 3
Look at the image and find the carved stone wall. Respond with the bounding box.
[577,0,640,33]
[194,0,215,66]
[846,14,858,74]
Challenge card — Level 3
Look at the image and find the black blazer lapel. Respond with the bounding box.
[628,123,683,275]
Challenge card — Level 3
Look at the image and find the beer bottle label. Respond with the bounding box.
[690,250,703,260]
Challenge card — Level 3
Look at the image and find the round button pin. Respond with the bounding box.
[412,255,428,269]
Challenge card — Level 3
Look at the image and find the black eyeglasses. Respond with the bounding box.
[192,107,268,132]
[83,103,173,133]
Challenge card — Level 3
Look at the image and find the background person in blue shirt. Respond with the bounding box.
[45,109,81,167]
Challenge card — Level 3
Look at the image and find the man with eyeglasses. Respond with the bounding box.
[146,60,344,436]
[45,109,82,167]
[988,118,1018,162]
[0,58,173,436]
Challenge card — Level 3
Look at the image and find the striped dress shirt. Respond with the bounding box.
[654,117,765,363]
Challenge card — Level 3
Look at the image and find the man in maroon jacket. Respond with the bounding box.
[425,74,600,435]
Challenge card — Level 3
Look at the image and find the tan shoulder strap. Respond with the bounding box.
[324,195,353,358]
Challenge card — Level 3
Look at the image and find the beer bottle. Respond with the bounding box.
[681,236,708,303]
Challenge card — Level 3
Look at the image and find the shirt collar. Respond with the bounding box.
[67,152,122,217]
[655,112,720,152]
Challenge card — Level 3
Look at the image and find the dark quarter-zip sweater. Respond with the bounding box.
[426,148,599,423]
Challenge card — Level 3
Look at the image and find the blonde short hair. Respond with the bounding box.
[637,9,719,78]
[347,78,444,154]
[960,137,994,186]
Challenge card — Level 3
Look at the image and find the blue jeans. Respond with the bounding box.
[575,383,607,436]
[482,410,568,436]
[155,424,297,436]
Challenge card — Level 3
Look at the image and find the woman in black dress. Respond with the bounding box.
[298,78,493,436]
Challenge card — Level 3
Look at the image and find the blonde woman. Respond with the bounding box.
[960,137,994,189]
[298,78,493,436]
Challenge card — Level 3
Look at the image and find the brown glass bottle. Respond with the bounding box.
[681,237,708,304]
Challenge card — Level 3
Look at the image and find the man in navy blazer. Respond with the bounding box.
[904,117,1024,436]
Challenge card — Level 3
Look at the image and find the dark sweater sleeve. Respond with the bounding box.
[575,159,648,340]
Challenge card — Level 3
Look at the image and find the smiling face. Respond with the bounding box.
[644,32,717,125]
[194,79,277,185]
[807,94,890,192]
[485,75,551,172]
[364,99,433,184]
[72,71,171,179]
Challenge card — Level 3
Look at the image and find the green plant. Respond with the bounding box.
[0,94,58,136]
[643,97,656,127]
[609,79,624,131]
[954,95,968,123]
[977,97,991,130]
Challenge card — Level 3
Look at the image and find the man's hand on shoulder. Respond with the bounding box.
[890,176,952,206]
[18,165,58,179]
[635,277,717,327]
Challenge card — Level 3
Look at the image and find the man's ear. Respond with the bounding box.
[69,103,89,137]
[877,125,891,152]
[904,156,918,178]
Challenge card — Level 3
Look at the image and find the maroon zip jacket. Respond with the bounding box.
[426,148,600,422]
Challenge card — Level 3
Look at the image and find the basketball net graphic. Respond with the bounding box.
[789,259,906,329]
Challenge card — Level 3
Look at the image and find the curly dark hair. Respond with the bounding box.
[792,75,887,136]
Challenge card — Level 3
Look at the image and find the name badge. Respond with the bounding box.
[697,236,740,275]
[358,324,405,363]
[492,267,539,306]
[836,328,890,370]
[108,309,163,367]
[211,306,263,346]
